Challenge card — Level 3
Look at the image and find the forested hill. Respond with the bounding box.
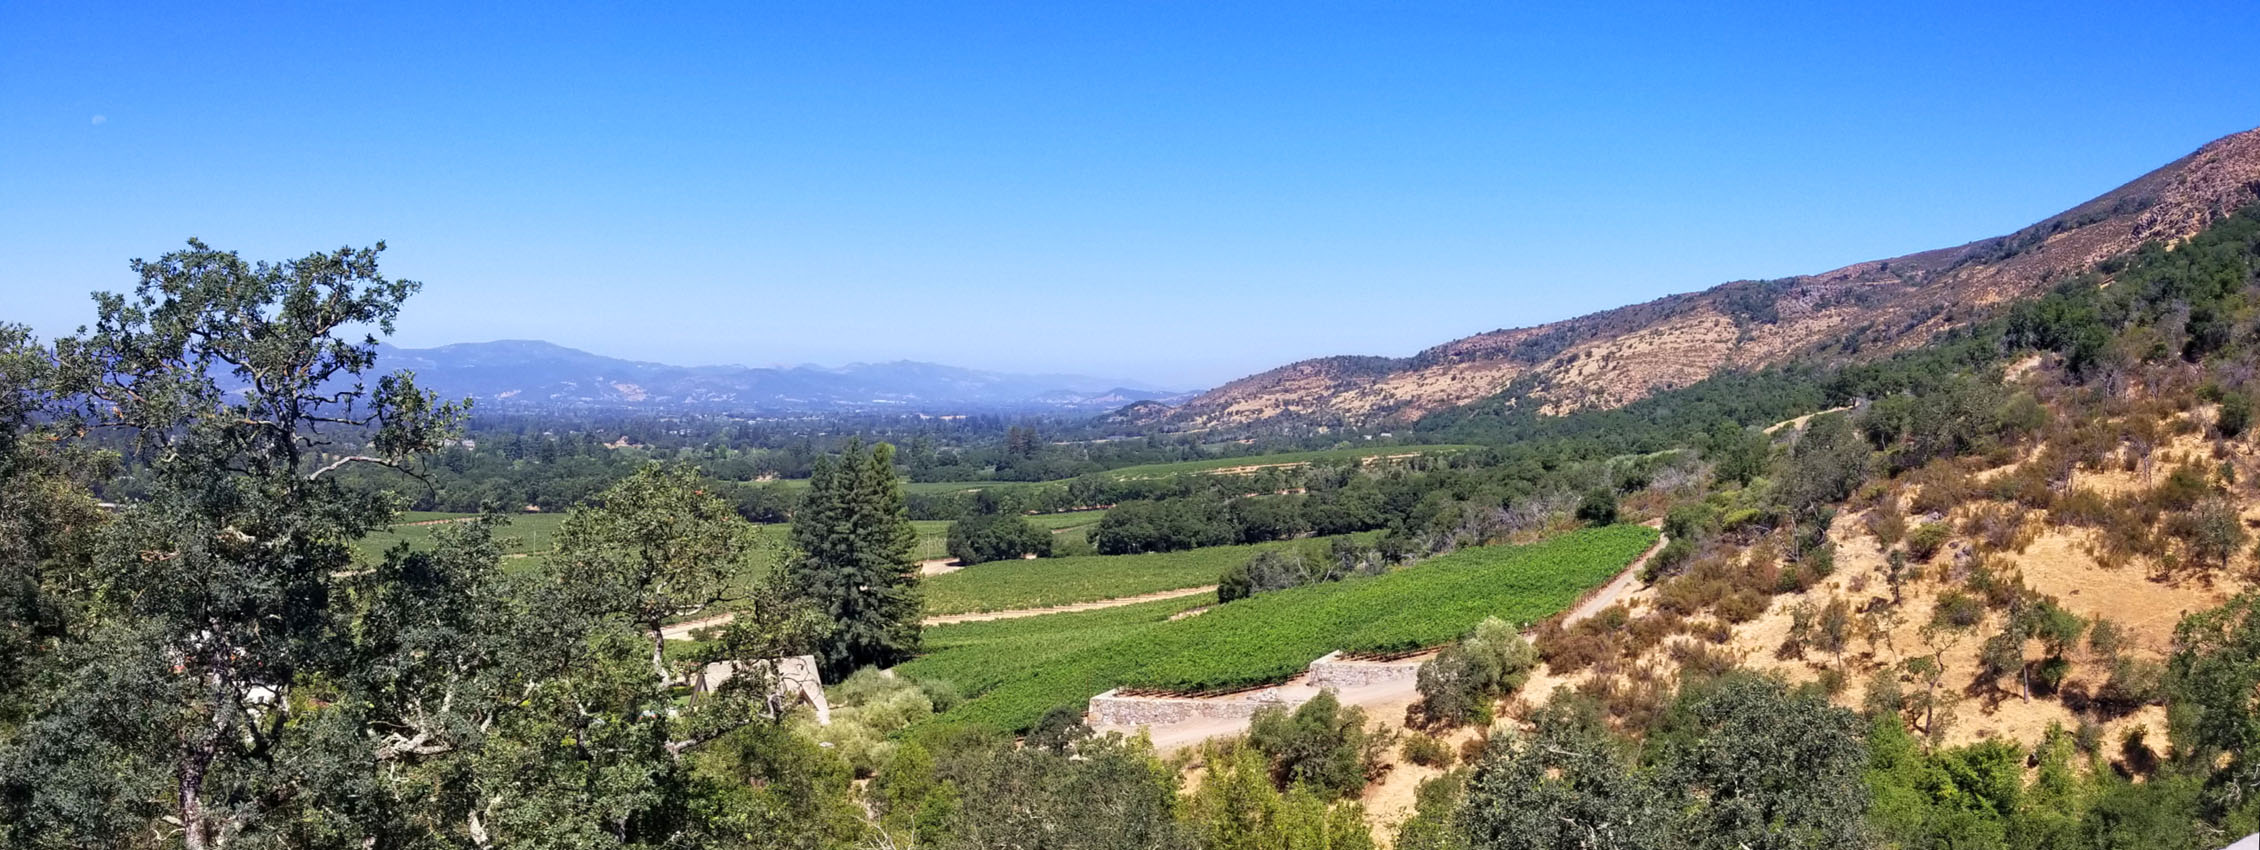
[1129,125,2260,433]
[367,339,1186,413]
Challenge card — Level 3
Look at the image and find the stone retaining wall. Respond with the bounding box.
[1088,688,1298,727]
[1090,651,1430,727]
[1303,651,1424,690]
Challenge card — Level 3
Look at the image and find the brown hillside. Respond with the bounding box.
[1145,127,2260,431]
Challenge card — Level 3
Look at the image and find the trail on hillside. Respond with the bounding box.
[660,583,1222,640]
[1763,405,1855,435]
[922,585,1218,626]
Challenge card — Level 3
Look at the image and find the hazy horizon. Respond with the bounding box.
[382,337,1191,391]
[7,2,2260,387]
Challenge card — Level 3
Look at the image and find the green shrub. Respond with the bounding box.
[2170,495,2247,569]
[1664,501,1719,542]
[1865,501,1908,547]
[1219,549,1321,603]
[1400,732,1454,768]
[1931,591,1984,630]
[1644,537,1697,581]
[1716,589,1769,624]
[2051,487,2111,526]
[2099,657,2164,708]
[1415,617,1536,727]
[2033,655,2071,695]
[2152,464,2211,513]
[1907,463,1975,516]
[1247,691,1390,799]
[1578,488,1620,526]
[1803,541,1836,579]
[2088,617,2126,662]
[1908,522,1953,561]
[810,669,937,776]
[2220,392,2252,438]
[1024,704,1092,753]
[1721,507,1769,533]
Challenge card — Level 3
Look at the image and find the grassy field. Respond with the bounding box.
[920,533,1369,615]
[350,512,568,564]
[1023,509,1108,531]
[905,524,1657,731]
[1026,509,1107,552]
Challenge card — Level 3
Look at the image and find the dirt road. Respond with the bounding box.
[921,585,1218,626]
[1550,522,1667,630]
[661,583,1222,639]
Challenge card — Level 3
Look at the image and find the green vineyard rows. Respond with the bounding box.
[916,523,1657,731]
[920,533,1371,615]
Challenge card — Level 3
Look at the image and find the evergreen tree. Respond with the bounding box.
[790,438,920,677]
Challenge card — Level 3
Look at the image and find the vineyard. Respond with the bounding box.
[920,533,1371,615]
[349,511,568,564]
[917,523,1658,731]
[893,595,1211,702]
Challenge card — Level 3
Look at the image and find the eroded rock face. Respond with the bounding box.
[1135,127,2260,433]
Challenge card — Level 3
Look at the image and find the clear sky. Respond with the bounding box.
[5,2,2259,389]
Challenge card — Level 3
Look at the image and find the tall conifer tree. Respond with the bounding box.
[790,438,920,677]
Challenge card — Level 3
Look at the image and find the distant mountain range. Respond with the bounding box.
[371,340,1189,414]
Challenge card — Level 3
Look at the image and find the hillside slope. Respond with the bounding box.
[1138,126,2260,432]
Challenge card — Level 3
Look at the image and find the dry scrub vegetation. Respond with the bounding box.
[1397,352,2260,795]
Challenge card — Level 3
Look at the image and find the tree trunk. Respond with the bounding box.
[181,658,232,850]
[651,624,670,687]
[180,748,211,850]
[1922,658,1941,736]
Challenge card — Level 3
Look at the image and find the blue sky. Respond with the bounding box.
[5,2,2259,388]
